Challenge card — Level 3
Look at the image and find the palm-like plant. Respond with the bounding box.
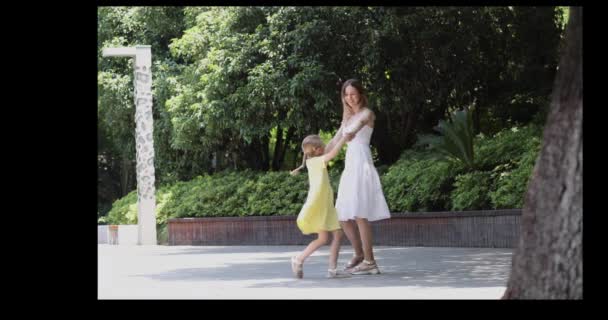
[430,107,475,170]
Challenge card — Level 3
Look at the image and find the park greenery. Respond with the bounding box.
[98,7,567,232]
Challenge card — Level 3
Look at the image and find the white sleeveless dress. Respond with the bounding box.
[335,124,391,222]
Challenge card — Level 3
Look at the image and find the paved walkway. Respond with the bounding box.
[98,245,512,299]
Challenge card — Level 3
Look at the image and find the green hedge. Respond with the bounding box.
[104,124,542,238]
[382,149,465,212]
[475,125,542,170]
[456,125,541,209]
[451,171,494,210]
[489,137,541,208]
[382,124,542,212]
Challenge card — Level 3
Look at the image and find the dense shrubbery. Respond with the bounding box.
[382,124,542,212]
[382,149,465,212]
[105,124,542,243]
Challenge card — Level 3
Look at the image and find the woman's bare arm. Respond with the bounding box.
[344,109,374,135]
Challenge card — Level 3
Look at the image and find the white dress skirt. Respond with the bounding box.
[335,125,391,222]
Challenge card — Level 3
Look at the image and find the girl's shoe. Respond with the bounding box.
[327,268,351,278]
[291,256,303,279]
[350,260,381,275]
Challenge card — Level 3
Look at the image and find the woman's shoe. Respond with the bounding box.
[350,260,381,275]
[343,255,364,272]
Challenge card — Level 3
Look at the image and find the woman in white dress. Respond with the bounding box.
[326,79,391,275]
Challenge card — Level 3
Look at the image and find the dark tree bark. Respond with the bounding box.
[503,7,582,299]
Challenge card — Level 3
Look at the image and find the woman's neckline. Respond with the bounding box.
[352,107,367,115]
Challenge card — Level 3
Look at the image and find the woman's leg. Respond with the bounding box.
[355,218,375,262]
[340,220,364,264]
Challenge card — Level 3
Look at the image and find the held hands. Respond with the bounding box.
[289,169,300,176]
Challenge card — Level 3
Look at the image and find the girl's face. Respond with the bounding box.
[344,85,362,109]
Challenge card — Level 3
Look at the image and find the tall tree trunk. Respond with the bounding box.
[260,135,270,171]
[293,149,299,169]
[120,154,130,196]
[502,6,582,299]
[272,125,284,171]
[401,110,418,150]
[277,127,294,170]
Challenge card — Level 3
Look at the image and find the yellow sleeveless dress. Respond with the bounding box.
[296,156,341,235]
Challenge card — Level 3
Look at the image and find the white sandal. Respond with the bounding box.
[343,255,364,272]
[291,256,303,279]
[327,268,351,278]
[350,260,381,275]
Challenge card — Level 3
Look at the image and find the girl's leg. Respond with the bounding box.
[355,218,375,262]
[296,231,330,263]
[340,220,364,266]
[328,230,343,270]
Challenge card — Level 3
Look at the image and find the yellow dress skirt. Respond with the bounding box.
[296,156,341,235]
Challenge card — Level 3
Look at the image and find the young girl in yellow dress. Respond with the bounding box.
[289,134,350,279]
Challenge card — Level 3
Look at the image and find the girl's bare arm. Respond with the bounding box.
[323,135,347,163]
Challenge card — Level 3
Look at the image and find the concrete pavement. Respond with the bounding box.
[98,245,512,299]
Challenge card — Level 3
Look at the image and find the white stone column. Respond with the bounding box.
[103,45,157,245]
